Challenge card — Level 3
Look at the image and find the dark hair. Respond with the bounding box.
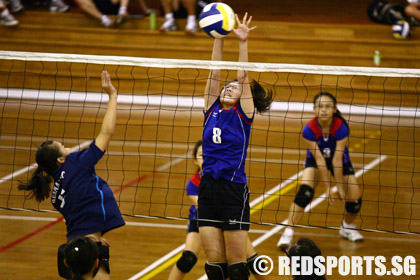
[64,236,99,280]
[192,140,203,160]
[287,238,326,280]
[224,79,274,113]
[18,141,61,202]
[250,80,273,113]
[313,92,349,131]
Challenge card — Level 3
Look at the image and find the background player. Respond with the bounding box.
[168,140,270,280]
[277,92,363,250]
[18,70,125,280]
[198,13,273,280]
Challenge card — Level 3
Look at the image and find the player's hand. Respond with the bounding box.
[101,70,117,97]
[233,12,257,41]
[337,185,346,202]
[325,186,335,205]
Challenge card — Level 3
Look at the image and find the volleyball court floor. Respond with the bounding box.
[0,100,419,279]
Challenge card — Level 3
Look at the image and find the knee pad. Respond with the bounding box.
[247,253,265,275]
[294,184,314,208]
[345,198,362,214]
[176,250,198,273]
[205,262,228,280]
[228,262,249,280]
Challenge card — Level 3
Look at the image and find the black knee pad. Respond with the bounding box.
[205,262,228,280]
[294,184,314,208]
[345,198,362,214]
[176,250,198,273]
[247,253,265,275]
[228,262,249,280]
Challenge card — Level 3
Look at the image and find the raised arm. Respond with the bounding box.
[233,13,257,118]
[95,70,118,152]
[204,38,224,111]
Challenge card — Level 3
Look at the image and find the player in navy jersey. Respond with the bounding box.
[18,70,125,280]
[169,140,270,280]
[277,92,363,250]
[198,13,274,280]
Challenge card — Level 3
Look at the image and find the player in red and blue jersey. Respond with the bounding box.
[198,13,274,280]
[19,71,125,280]
[277,92,363,250]
[169,140,270,280]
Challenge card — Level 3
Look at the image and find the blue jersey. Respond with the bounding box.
[52,141,125,240]
[186,171,200,220]
[202,98,254,184]
[303,116,351,165]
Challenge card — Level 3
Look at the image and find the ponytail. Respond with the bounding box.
[313,92,349,131]
[250,80,274,113]
[18,141,61,202]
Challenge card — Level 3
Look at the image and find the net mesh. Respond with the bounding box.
[0,51,419,235]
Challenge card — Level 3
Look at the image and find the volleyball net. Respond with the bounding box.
[0,51,419,235]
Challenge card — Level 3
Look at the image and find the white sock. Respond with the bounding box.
[284,227,294,236]
[118,6,127,15]
[1,9,11,17]
[165,13,174,20]
[101,15,111,26]
[342,220,353,228]
[187,15,196,23]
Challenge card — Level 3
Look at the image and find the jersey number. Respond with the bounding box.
[213,127,222,144]
[58,189,66,208]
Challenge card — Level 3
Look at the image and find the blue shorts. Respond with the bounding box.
[304,157,355,176]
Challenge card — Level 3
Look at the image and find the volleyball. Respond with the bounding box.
[199,2,235,38]
[392,20,410,40]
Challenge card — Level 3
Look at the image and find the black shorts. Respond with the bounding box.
[197,175,250,231]
[187,218,199,233]
[57,241,110,279]
[304,157,355,176]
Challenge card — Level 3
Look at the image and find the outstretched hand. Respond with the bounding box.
[101,70,117,96]
[233,12,257,41]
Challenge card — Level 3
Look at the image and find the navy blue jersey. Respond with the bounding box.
[186,171,200,220]
[52,141,125,240]
[202,98,253,184]
[303,116,351,165]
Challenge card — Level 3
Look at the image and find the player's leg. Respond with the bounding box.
[224,230,249,280]
[201,226,228,280]
[160,0,177,31]
[277,167,317,250]
[180,0,197,33]
[339,174,363,242]
[169,231,201,280]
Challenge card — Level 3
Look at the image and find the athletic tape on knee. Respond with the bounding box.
[176,250,197,273]
[228,262,249,280]
[247,253,264,275]
[345,198,362,214]
[205,262,227,280]
[294,184,314,208]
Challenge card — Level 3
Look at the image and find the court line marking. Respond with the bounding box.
[128,171,304,280]
[195,155,387,280]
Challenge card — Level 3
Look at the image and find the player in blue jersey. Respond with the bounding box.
[277,92,363,250]
[18,70,125,280]
[169,140,270,280]
[198,13,274,280]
